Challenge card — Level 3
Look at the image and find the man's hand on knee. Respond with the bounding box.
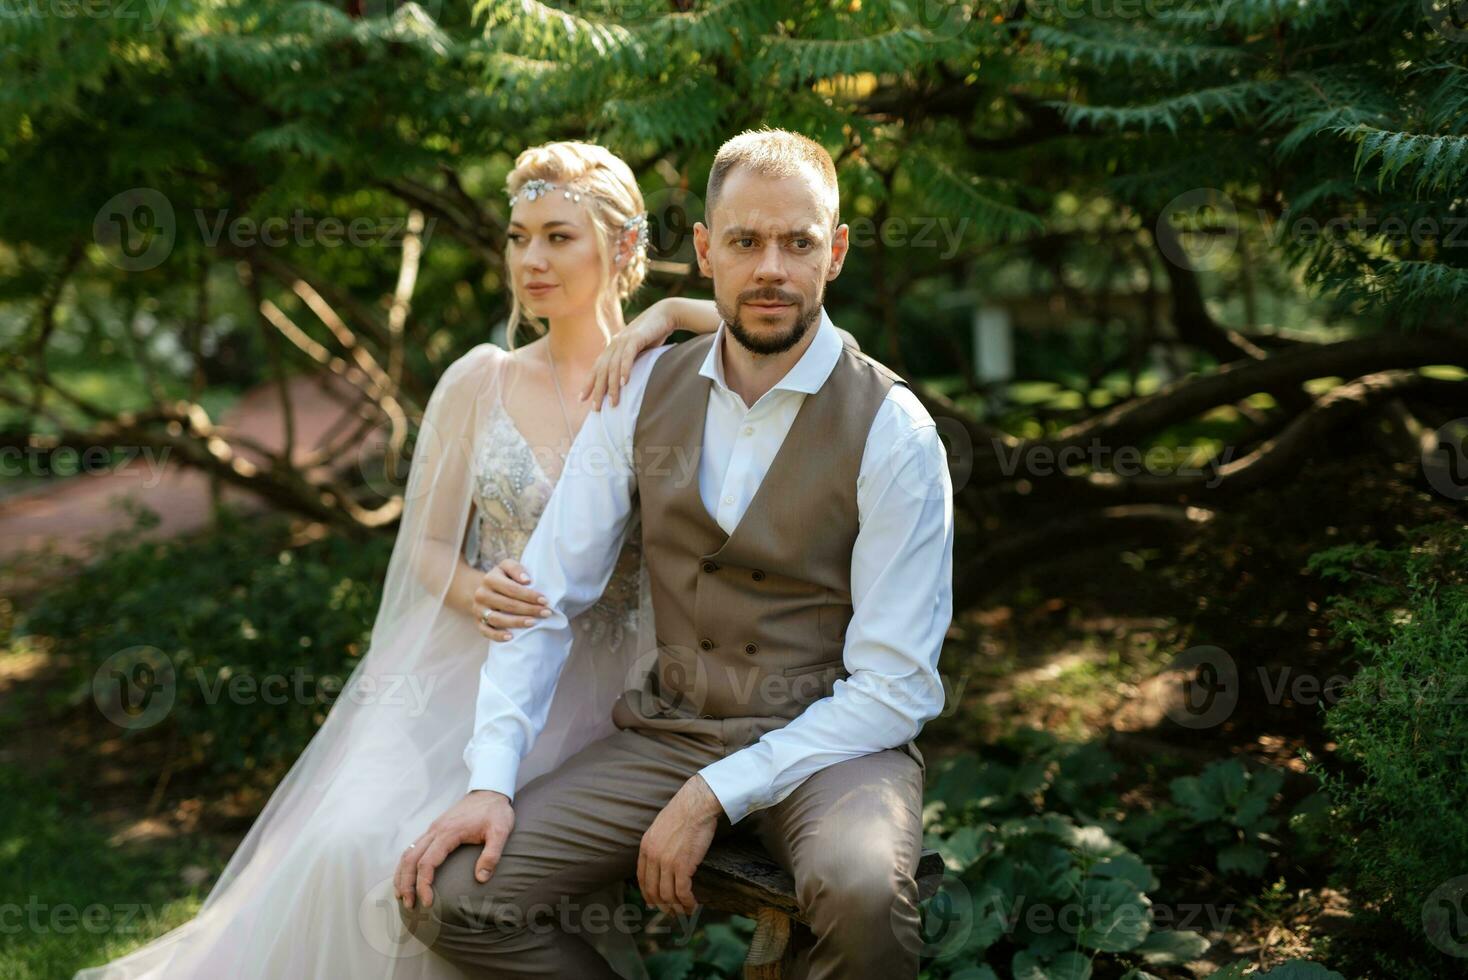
[395,790,515,910]
[637,774,723,917]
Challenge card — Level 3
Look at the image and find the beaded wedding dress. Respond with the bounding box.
[76,343,654,980]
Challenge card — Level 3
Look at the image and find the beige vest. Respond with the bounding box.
[611,331,925,769]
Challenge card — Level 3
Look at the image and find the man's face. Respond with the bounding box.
[694,166,848,356]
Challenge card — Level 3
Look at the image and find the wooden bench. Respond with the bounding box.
[691,840,946,979]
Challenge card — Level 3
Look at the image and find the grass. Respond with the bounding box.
[0,578,236,979]
[0,761,229,980]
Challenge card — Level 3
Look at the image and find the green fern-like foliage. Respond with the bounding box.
[1028,0,1468,327]
[3,0,1466,384]
[1055,79,1283,134]
[901,151,1044,242]
[1351,127,1468,194]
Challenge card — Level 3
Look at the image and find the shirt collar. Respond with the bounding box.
[698,306,842,396]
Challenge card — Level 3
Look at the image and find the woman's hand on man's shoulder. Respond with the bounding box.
[579,299,680,412]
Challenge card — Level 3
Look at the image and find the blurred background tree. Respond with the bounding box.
[2,0,1466,588]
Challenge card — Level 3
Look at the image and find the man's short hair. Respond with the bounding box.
[706,128,840,230]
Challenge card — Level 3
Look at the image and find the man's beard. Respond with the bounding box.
[719,288,823,356]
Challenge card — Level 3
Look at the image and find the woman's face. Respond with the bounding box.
[506,192,608,321]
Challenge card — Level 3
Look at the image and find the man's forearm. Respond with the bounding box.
[696,668,937,824]
[464,607,578,797]
[462,362,651,797]
[462,539,629,796]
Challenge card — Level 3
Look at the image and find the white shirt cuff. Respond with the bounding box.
[697,753,770,825]
[465,743,522,799]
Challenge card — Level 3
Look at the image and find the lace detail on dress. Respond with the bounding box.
[470,386,642,654]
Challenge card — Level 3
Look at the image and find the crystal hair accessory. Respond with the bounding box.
[617,211,649,264]
[505,179,585,206]
[504,180,646,263]
[505,178,557,206]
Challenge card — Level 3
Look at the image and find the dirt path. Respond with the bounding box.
[0,372,362,567]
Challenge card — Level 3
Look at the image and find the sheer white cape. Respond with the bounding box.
[75,343,656,980]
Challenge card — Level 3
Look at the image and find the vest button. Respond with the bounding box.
[744,642,758,655]
[751,569,765,582]
[699,637,714,651]
[701,560,718,573]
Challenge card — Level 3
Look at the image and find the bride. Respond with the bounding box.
[74,140,724,980]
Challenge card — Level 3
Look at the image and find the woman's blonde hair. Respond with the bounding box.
[503,140,648,349]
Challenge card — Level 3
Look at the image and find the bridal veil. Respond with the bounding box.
[76,343,656,980]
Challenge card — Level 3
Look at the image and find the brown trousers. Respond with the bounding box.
[398,724,925,979]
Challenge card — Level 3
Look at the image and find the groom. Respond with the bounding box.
[395,127,954,979]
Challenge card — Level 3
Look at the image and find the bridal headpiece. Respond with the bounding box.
[506,177,575,206]
[618,211,649,264]
[505,178,648,265]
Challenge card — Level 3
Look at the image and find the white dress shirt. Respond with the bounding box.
[464,308,954,824]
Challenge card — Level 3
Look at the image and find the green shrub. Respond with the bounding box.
[641,920,753,980]
[1152,759,1284,879]
[1304,522,1468,956]
[918,731,1300,979]
[18,506,393,781]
